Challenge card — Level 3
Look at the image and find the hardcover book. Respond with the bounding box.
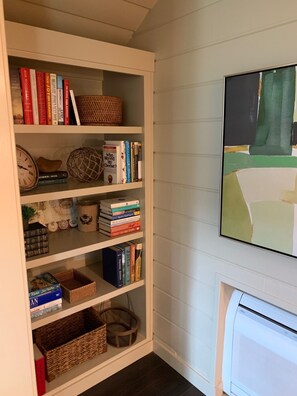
[36,71,47,125]
[102,246,123,288]
[44,72,52,124]
[19,67,33,124]
[69,89,81,125]
[102,144,121,184]
[100,196,140,209]
[50,73,58,125]
[33,343,46,396]
[57,75,64,125]
[135,243,143,282]
[29,287,62,309]
[30,69,39,125]
[24,223,48,238]
[28,272,60,298]
[31,301,62,319]
[63,79,70,125]
[105,140,126,183]
[9,66,24,124]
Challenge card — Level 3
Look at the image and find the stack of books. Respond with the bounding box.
[102,242,143,288]
[28,272,62,319]
[24,223,49,259]
[38,170,68,186]
[98,197,141,238]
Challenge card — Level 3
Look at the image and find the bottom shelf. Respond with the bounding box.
[45,332,151,396]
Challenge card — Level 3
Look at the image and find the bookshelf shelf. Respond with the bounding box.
[5,20,154,396]
[31,263,145,330]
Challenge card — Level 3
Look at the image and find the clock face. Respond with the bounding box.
[16,145,39,192]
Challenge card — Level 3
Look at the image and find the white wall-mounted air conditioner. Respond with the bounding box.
[223,290,297,396]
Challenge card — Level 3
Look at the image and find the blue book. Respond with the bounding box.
[125,141,131,182]
[28,272,60,298]
[102,247,123,288]
[118,243,131,285]
[29,287,62,309]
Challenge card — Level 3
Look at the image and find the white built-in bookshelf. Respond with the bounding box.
[5,21,154,396]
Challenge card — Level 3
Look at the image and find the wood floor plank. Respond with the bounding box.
[79,353,205,396]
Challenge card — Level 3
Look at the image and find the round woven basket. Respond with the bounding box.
[99,307,139,347]
[67,147,103,182]
[76,95,122,126]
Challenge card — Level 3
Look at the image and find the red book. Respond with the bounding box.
[63,79,70,125]
[44,72,52,124]
[33,343,46,396]
[36,71,47,125]
[99,225,141,237]
[19,67,33,124]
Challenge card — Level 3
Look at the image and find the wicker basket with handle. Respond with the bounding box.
[76,95,122,125]
[34,307,107,381]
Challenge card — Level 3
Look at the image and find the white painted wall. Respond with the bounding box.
[130,1,297,395]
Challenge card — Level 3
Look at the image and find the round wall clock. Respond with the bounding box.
[16,145,39,192]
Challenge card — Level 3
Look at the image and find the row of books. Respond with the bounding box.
[24,223,49,259]
[102,242,143,288]
[103,140,142,184]
[28,272,62,319]
[10,66,80,126]
[98,196,141,237]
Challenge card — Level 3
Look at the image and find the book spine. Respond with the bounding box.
[50,73,58,125]
[25,246,49,258]
[29,283,60,298]
[30,69,39,124]
[9,66,24,124]
[38,171,68,180]
[103,145,121,184]
[24,234,48,245]
[107,204,140,213]
[100,220,141,233]
[29,288,62,309]
[99,214,140,227]
[63,79,70,125]
[19,67,33,124]
[101,198,140,209]
[57,75,64,125]
[125,141,131,182]
[138,142,142,181]
[99,225,141,237]
[135,243,143,282]
[38,178,67,185]
[127,242,136,283]
[44,72,52,124]
[36,71,47,125]
[69,89,81,125]
[102,248,123,287]
[24,227,48,238]
[31,301,62,319]
[124,245,131,285]
[33,344,46,396]
[99,210,140,221]
[130,142,135,182]
[25,240,49,251]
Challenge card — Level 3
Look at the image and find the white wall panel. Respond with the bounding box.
[154,121,222,155]
[154,154,220,190]
[154,181,219,225]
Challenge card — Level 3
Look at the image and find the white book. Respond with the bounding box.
[100,196,140,208]
[57,75,64,125]
[69,89,81,125]
[105,140,126,183]
[50,73,58,125]
[102,144,121,184]
[30,69,39,125]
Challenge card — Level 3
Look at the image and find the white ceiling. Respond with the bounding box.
[3,0,158,45]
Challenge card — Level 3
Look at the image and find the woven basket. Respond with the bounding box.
[34,307,107,381]
[76,95,122,126]
[99,307,139,348]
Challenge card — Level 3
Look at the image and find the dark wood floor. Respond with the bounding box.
[79,352,205,396]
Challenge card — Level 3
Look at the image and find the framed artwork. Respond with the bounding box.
[220,63,297,258]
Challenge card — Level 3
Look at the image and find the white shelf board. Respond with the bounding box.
[31,263,145,330]
[14,125,143,134]
[26,229,144,269]
[20,180,143,204]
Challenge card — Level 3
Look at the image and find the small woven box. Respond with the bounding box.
[34,307,106,381]
[53,269,96,303]
[76,95,122,126]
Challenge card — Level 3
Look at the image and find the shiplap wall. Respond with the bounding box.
[130,1,297,395]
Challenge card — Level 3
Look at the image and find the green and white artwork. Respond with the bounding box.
[221,65,297,257]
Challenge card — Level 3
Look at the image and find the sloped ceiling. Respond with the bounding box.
[3,0,158,45]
